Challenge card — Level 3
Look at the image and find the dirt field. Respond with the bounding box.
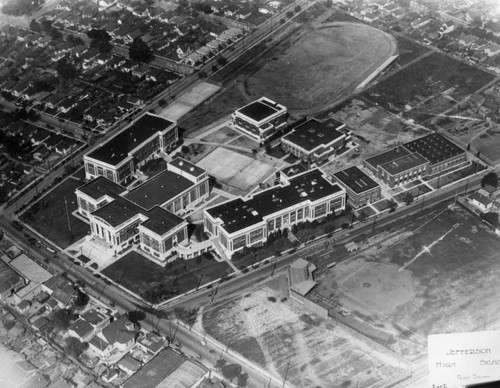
[471,125,500,165]
[316,202,500,360]
[245,22,397,111]
[202,286,402,387]
[319,98,429,174]
[197,148,274,192]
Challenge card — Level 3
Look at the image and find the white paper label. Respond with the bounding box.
[428,331,500,388]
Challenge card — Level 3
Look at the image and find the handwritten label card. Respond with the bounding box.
[428,330,500,388]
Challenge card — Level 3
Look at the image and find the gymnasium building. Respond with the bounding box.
[231,97,287,142]
[281,117,351,165]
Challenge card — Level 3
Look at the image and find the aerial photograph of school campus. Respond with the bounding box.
[2,0,500,387]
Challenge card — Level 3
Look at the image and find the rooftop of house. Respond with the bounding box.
[403,133,464,165]
[68,318,94,338]
[140,206,185,236]
[138,332,166,354]
[124,170,193,210]
[236,97,285,123]
[101,315,135,345]
[89,335,109,351]
[0,259,22,294]
[77,176,127,201]
[81,308,107,326]
[118,354,141,372]
[333,166,379,194]
[86,113,175,166]
[122,348,185,388]
[206,169,344,234]
[282,118,346,152]
[91,196,145,227]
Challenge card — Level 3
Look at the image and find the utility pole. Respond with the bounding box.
[282,362,290,388]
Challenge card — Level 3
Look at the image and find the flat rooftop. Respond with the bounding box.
[91,196,144,227]
[282,118,346,152]
[403,132,464,165]
[169,157,205,178]
[10,254,52,283]
[206,169,344,234]
[380,152,428,176]
[333,166,379,194]
[364,146,412,171]
[236,98,284,122]
[86,113,174,166]
[125,170,193,210]
[141,206,185,236]
[76,176,126,200]
[122,348,185,388]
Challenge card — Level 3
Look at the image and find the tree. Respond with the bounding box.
[404,192,414,205]
[128,310,146,324]
[29,18,40,32]
[216,56,227,66]
[294,5,302,12]
[51,309,74,330]
[56,58,78,79]
[129,38,154,63]
[65,337,88,358]
[325,0,333,7]
[221,364,242,380]
[87,28,111,41]
[481,172,498,188]
[74,289,89,308]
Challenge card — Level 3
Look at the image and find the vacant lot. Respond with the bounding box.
[102,250,233,299]
[203,286,402,387]
[245,22,397,111]
[20,177,88,249]
[317,202,500,359]
[364,52,495,114]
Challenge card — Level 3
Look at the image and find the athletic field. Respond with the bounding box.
[245,22,397,111]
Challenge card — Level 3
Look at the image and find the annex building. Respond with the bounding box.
[231,97,287,142]
[75,158,209,263]
[203,168,346,256]
[83,113,178,185]
[364,133,466,188]
[281,117,351,165]
[333,166,381,208]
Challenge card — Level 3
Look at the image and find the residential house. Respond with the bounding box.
[117,354,142,374]
[42,275,75,309]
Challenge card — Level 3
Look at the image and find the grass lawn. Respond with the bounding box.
[266,145,288,159]
[364,52,495,113]
[394,35,430,67]
[20,177,89,249]
[394,184,432,203]
[372,199,396,212]
[231,237,295,269]
[294,212,353,243]
[102,251,233,300]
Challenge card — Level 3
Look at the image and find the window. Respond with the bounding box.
[205,218,213,234]
[314,203,327,218]
[249,228,263,244]
[233,235,246,250]
[305,207,310,218]
[86,163,95,175]
[275,217,282,229]
[330,197,343,211]
[297,208,303,220]
[97,166,104,176]
[106,169,114,181]
[283,214,289,225]
[290,211,296,223]
[267,219,274,232]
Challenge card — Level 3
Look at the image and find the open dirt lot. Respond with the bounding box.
[316,202,500,360]
[197,148,274,192]
[319,98,429,175]
[202,286,402,387]
[245,22,397,111]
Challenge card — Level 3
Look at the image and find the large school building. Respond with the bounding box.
[76,158,209,262]
[83,113,178,185]
[203,168,346,256]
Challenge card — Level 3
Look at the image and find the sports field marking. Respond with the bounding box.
[399,223,460,272]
